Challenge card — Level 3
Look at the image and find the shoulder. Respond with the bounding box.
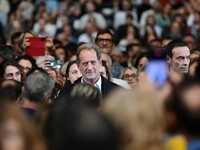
[101,76,121,88]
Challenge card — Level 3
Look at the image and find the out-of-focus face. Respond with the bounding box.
[138,57,148,69]
[101,53,112,70]
[183,36,196,51]
[18,59,32,76]
[122,68,137,88]
[68,63,82,84]
[2,119,24,150]
[4,66,21,82]
[168,46,190,74]
[100,66,108,79]
[55,48,65,61]
[78,49,102,84]
[95,33,113,54]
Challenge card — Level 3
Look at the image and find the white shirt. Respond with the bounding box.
[81,76,102,92]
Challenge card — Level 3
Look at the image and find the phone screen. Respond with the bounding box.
[145,60,168,88]
[26,37,45,56]
[145,47,168,88]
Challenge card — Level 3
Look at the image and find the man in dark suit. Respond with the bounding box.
[59,43,120,100]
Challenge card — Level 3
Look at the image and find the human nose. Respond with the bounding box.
[183,58,190,65]
[87,62,93,69]
[13,74,19,81]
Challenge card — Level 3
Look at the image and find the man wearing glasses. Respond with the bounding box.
[95,30,124,78]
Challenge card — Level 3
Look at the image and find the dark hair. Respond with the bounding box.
[101,60,111,80]
[0,59,22,80]
[45,98,119,150]
[26,67,48,77]
[95,29,115,43]
[164,40,188,58]
[65,61,77,77]
[0,45,16,62]
[0,79,22,102]
[126,43,140,55]
[16,55,37,69]
[134,51,148,69]
[10,31,22,45]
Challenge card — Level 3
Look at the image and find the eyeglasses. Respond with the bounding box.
[96,38,113,44]
[4,71,21,79]
[21,66,31,72]
[123,74,136,80]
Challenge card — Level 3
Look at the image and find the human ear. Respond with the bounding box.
[166,56,171,64]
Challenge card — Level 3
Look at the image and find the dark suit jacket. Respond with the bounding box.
[58,76,121,100]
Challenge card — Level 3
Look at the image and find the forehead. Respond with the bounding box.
[5,65,19,73]
[97,33,112,39]
[55,48,65,52]
[124,69,134,74]
[172,46,190,57]
[18,59,32,66]
[69,63,78,70]
[79,49,98,61]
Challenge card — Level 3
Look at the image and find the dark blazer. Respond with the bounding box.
[58,75,121,100]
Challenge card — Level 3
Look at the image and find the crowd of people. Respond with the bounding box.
[0,0,200,150]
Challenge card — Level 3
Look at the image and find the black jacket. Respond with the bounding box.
[58,75,121,100]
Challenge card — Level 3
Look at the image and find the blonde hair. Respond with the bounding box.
[102,89,165,150]
[17,30,38,50]
[120,66,137,79]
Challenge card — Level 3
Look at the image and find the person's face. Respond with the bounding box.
[18,59,32,76]
[96,33,113,54]
[55,48,65,60]
[68,63,82,84]
[101,53,112,70]
[100,66,108,79]
[123,69,137,88]
[78,49,102,84]
[138,57,148,69]
[4,66,21,82]
[168,46,190,74]
[183,36,196,51]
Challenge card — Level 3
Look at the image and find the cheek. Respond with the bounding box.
[174,61,181,68]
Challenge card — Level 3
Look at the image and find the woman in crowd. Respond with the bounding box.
[65,61,82,84]
[120,66,137,88]
[1,60,22,82]
[16,55,37,81]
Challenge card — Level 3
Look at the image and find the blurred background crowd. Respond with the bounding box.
[0,0,200,150]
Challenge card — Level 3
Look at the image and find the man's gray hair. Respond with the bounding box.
[24,71,55,103]
[76,43,101,64]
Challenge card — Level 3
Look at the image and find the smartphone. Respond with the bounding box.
[26,37,45,56]
[145,47,168,88]
[49,60,61,69]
